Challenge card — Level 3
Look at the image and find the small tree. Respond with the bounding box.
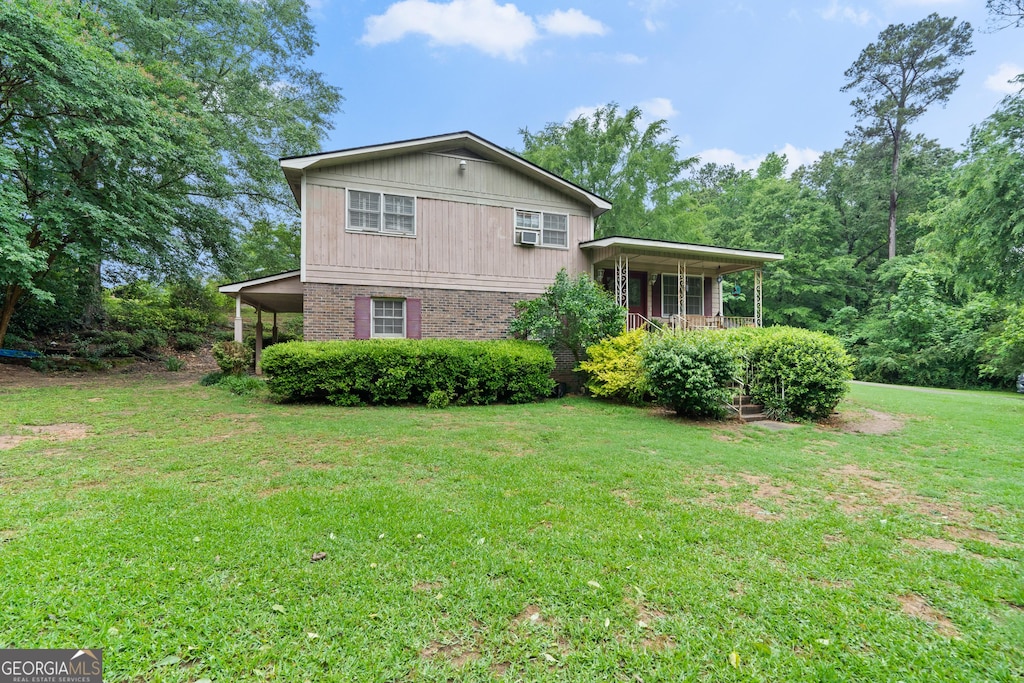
[510,269,624,365]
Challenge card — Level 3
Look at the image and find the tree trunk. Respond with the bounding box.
[888,130,901,260]
[0,284,24,349]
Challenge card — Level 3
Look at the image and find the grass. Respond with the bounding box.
[0,378,1022,682]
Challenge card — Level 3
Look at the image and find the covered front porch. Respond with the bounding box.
[580,236,784,331]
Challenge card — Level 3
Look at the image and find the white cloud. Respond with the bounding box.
[539,9,607,37]
[362,1,607,60]
[696,144,821,175]
[362,0,538,60]
[566,104,601,122]
[778,143,822,171]
[985,63,1024,94]
[637,97,678,120]
[631,0,672,32]
[819,0,875,25]
[613,52,646,65]
[566,97,678,125]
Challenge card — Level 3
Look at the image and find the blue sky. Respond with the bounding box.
[303,0,1023,172]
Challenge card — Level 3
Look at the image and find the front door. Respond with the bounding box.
[628,272,647,318]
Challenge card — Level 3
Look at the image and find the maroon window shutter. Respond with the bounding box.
[354,296,371,339]
[406,298,422,339]
[703,277,713,315]
[652,278,662,318]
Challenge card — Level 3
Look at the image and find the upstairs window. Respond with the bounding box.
[542,213,568,247]
[515,209,569,247]
[348,190,416,236]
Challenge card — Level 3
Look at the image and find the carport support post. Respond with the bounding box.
[233,296,243,343]
[255,306,263,376]
[272,311,279,344]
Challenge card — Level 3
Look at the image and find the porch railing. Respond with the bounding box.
[671,315,757,330]
[626,313,665,332]
[626,313,758,332]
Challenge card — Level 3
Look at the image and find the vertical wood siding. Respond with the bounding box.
[305,182,591,293]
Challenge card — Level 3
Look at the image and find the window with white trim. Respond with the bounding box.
[371,298,405,337]
[515,209,568,247]
[661,275,679,316]
[542,213,567,247]
[348,190,416,236]
[661,275,704,316]
[685,276,703,315]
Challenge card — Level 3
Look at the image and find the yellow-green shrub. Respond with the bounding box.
[579,328,650,404]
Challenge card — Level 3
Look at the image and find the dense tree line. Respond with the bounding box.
[3,3,1020,389]
[521,11,1022,389]
[0,0,339,347]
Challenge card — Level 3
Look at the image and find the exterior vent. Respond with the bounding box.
[516,230,540,246]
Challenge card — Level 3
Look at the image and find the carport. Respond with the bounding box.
[218,271,303,373]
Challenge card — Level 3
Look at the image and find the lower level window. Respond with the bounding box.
[372,298,405,337]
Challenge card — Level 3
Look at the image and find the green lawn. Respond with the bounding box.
[1,378,1022,682]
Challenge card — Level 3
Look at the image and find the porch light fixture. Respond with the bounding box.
[458,159,467,172]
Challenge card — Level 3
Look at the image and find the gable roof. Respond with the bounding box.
[280,131,612,215]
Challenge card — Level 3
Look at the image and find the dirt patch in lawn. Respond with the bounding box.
[513,605,547,627]
[640,634,676,651]
[0,423,91,450]
[821,408,904,435]
[897,594,960,639]
[738,473,795,504]
[826,465,971,524]
[685,473,795,520]
[905,537,959,553]
[625,596,667,627]
[420,640,481,667]
[944,525,1020,549]
[413,581,442,592]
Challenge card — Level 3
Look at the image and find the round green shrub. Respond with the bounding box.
[579,328,650,404]
[642,332,742,418]
[732,327,854,420]
[211,341,252,375]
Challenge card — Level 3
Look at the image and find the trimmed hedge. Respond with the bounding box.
[260,339,555,406]
[728,326,853,420]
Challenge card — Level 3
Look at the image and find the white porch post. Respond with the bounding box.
[254,306,264,375]
[233,296,243,343]
[614,255,629,308]
[754,268,763,327]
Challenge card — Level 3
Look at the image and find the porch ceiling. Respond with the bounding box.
[218,271,303,313]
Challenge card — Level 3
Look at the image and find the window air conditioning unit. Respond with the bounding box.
[517,230,540,246]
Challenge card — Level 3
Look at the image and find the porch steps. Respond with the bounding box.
[731,396,768,423]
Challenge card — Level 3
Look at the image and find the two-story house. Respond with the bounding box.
[220,132,783,369]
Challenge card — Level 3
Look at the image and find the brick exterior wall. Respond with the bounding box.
[303,282,531,341]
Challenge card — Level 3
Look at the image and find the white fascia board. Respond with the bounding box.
[581,236,784,262]
[219,270,301,294]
